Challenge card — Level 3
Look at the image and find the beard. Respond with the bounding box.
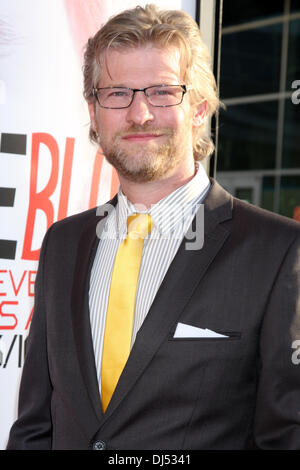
[99,124,188,183]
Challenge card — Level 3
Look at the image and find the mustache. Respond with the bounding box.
[117,125,175,138]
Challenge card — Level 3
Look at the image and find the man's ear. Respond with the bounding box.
[193,100,208,127]
[88,101,98,134]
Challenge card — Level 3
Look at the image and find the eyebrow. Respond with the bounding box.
[106,84,127,88]
[99,83,178,89]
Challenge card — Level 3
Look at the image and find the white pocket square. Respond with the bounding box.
[174,322,229,338]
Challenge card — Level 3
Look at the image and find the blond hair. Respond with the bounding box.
[83,4,220,160]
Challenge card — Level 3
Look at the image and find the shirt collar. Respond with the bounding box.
[117,162,210,236]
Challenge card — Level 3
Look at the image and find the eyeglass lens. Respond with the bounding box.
[96,85,184,108]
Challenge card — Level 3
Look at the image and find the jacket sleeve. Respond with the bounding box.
[6,226,53,450]
[254,233,300,449]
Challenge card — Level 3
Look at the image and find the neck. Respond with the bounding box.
[118,161,196,209]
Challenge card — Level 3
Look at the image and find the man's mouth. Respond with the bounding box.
[121,133,163,142]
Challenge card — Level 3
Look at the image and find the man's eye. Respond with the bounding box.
[109,91,128,97]
[152,88,177,96]
[154,89,171,96]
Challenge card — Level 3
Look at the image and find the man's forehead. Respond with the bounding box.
[101,42,181,56]
[98,45,183,83]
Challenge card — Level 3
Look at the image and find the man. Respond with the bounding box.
[7,5,300,450]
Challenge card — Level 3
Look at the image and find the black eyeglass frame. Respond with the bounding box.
[92,84,188,109]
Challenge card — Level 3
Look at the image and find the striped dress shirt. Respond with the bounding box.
[89,163,210,392]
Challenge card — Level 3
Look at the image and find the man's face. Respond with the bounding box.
[88,44,200,183]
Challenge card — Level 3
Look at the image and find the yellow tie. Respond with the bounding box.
[101,213,153,412]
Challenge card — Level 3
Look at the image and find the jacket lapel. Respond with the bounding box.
[71,196,118,423]
[100,179,233,424]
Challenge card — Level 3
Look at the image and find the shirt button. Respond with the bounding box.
[93,440,106,450]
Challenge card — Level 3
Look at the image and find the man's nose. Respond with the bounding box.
[125,91,154,126]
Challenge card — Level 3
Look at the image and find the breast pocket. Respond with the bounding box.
[168,331,242,341]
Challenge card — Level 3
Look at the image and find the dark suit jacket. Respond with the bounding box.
[6,179,300,450]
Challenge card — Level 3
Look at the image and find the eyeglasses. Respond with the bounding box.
[92,84,188,109]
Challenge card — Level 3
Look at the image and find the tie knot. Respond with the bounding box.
[127,214,153,239]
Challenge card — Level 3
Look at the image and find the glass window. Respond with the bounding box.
[217,102,278,171]
[235,187,254,203]
[220,24,282,98]
[218,1,300,221]
[290,0,300,12]
[286,19,300,90]
[261,176,275,212]
[222,0,284,27]
[282,98,300,168]
[279,175,300,218]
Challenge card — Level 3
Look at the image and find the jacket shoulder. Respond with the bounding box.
[52,206,99,229]
[48,194,118,240]
[232,196,300,237]
[208,178,300,239]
